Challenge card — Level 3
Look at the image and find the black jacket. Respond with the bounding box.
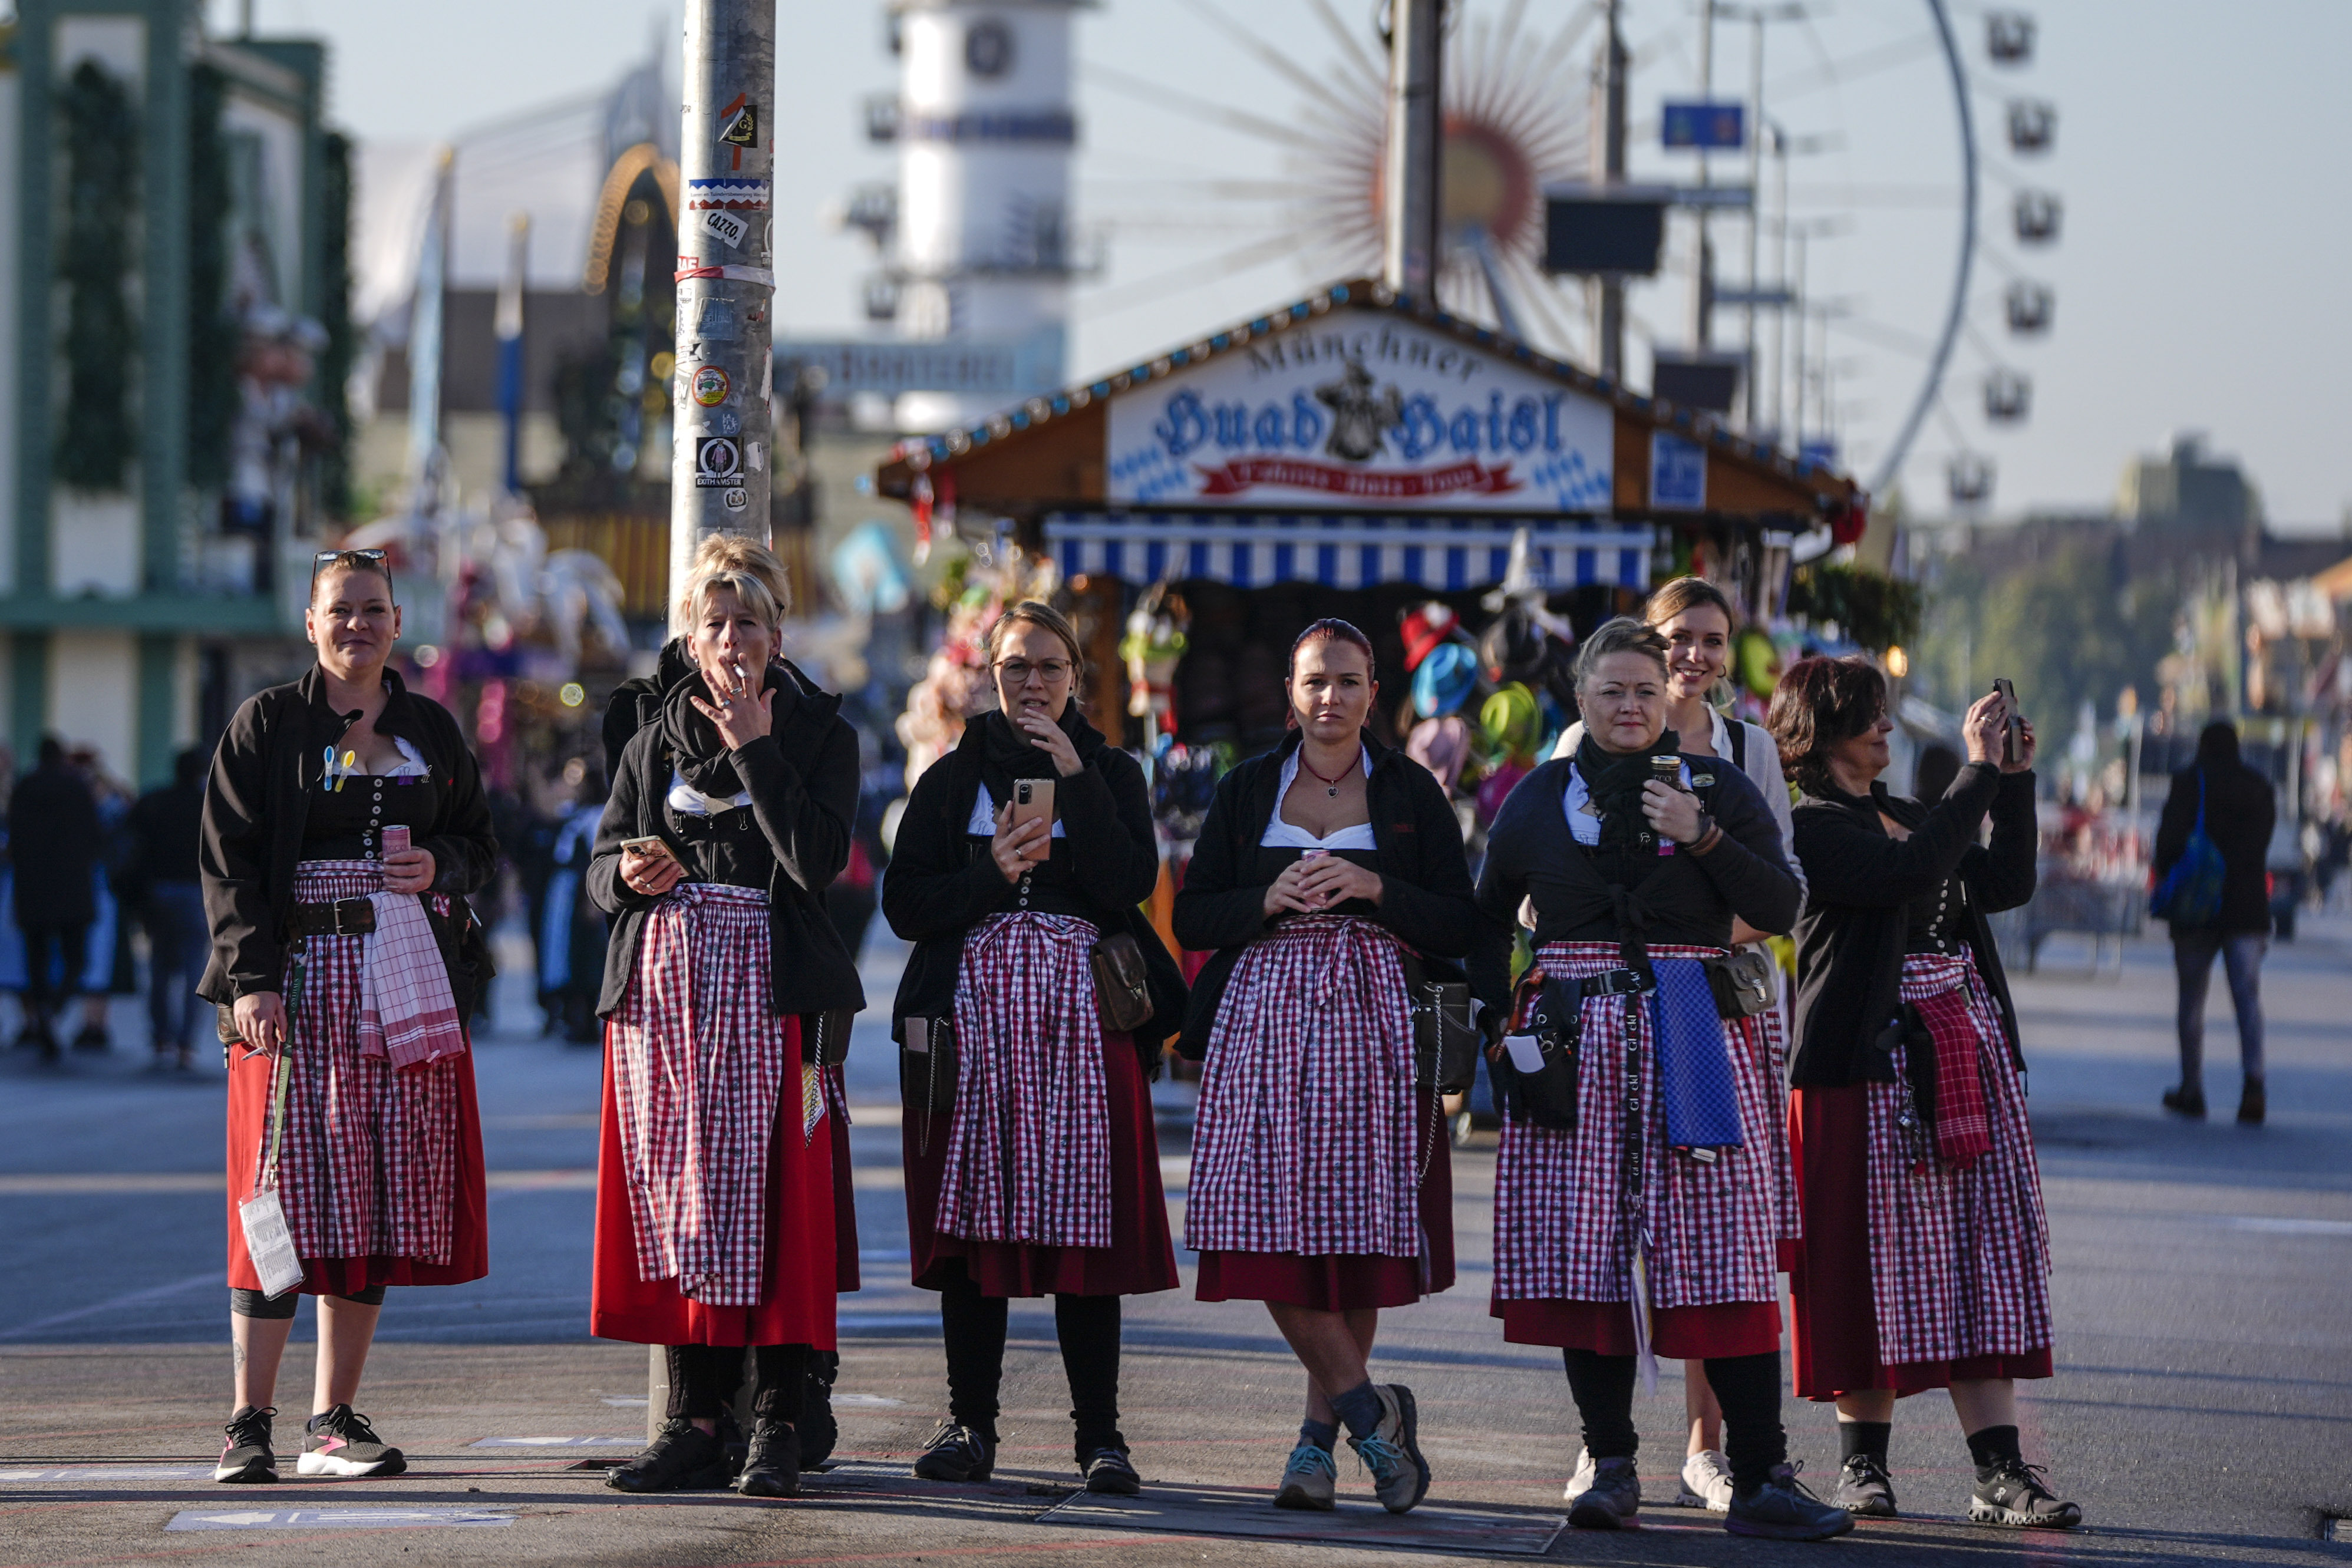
[2153,760,2274,936]
[9,762,101,927]
[882,712,1185,1047]
[1786,763,2036,1087]
[198,666,500,1014]
[601,638,696,785]
[1173,729,1492,1059]
[589,660,866,1019]
[127,780,206,897]
[1475,752,1799,969]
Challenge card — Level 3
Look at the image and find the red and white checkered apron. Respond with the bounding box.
[1492,942,1783,1312]
[357,891,466,1070]
[941,913,1110,1249]
[1186,914,1426,1257]
[252,861,464,1263]
[609,881,822,1306]
[1743,955,1803,1249]
[1863,951,2053,1364]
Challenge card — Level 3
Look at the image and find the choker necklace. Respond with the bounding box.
[1299,747,1357,798]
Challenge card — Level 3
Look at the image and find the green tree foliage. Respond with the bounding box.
[184,64,238,491]
[1786,562,1922,652]
[55,61,138,490]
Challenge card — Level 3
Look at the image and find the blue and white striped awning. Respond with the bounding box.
[1046,513,1652,592]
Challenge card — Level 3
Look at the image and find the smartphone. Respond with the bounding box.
[619,834,677,863]
[1991,679,2023,764]
[1011,779,1055,863]
[380,824,411,859]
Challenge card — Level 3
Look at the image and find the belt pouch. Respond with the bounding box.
[1403,953,1478,1094]
[899,1016,958,1116]
[1492,971,1581,1131]
[805,1008,857,1069]
[1089,930,1154,1034]
[1701,946,1777,1017]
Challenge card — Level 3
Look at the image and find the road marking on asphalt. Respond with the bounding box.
[833,1395,906,1408]
[166,1507,514,1530]
[469,1436,639,1448]
[2222,1216,2352,1236]
[1038,1486,1566,1554]
[0,1465,215,1482]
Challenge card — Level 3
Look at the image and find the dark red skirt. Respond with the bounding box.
[1787,1084,2052,1399]
[827,1072,859,1293]
[223,1041,489,1296]
[1196,1099,1456,1311]
[1494,1298,1782,1359]
[903,1030,1177,1299]
[591,1020,837,1349]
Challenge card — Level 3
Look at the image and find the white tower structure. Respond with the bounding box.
[888,0,1085,432]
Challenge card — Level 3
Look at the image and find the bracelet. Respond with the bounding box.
[1688,815,1724,855]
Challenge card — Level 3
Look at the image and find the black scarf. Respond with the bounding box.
[975,701,1104,814]
[663,659,799,798]
[1574,726,1682,853]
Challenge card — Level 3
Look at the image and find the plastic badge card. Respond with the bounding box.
[1502,1034,1547,1073]
[238,1187,305,1299]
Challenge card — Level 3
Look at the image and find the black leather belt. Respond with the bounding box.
[291,897,377,937]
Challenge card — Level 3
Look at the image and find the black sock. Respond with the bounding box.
[750,1344,809,1424]
[665,1344,745,1422]
[1054,1293,1124,1459]
[1839,1419,1892,1467]
[939,1266,1008,1446]
[1561,1349,1638,1461]
[1966,1423,2021,1474]
[1701,1352,1786,1494]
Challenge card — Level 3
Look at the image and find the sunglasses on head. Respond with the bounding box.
[312,549,392,590]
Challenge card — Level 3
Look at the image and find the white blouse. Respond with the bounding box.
[1261,746,1377,850]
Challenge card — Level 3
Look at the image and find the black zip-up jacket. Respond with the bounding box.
[882,714,1185,1047]
[601,638,696,784]
[2153,759,2274,935]
[1172,729,1495,1059]
[199,666,500,1014]
[1786,762,2036,1087]
[589,660,865,1019]
[1475,752,1799,973]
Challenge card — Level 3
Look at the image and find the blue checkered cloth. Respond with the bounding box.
[1650,959,1745,1149]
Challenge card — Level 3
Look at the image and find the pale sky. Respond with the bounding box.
[197,0,2352,531]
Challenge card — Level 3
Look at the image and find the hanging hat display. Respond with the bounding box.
[1405,714,1472,794]
[1480,681,1541,763]
[1399,602,1462,672]
[1411,640,1478,718]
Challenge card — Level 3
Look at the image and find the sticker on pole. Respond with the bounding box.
[694,435,743,488]
[700,209,748,250]
[167,1508,514,1531]
[718,95,758,147]
[723,487,750,513]
[691,365,732,407]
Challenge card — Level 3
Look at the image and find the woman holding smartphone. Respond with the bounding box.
[882,601,1183,1496]
[588,554,863,1499]
[200,549,498,1484]
[1769,661,2077,1529]
[1173,619,1490,1516]
[1474,618,1846,1541]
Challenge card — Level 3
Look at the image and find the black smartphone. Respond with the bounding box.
[1991,679,2023,764]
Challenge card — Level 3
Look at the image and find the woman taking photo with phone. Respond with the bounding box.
[1474,618,1846,1542]
[1769,660,2077,1529]
[589,554,863,1500]
[882,601,1183,1496]
[1173,619,1487,1516]
[200,549,498,1484]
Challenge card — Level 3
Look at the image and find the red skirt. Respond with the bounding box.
[223,1041,489,1296]
[1495,1297,1782,1359]
[1787,1083,2051,1399]
[903,1029,1177,1299]
[1196,1098,1456,1311]
[591,1019,838,1349]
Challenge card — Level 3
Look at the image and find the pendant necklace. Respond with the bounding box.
[1299,748,1356,798]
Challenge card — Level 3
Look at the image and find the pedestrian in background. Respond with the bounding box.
[200,550,499,1485]
[128,748,212,1071]
[9,735,100,1059]
[2154,719,2276,1125]
[537,758,609,1044]
[1772,660,2077,1530]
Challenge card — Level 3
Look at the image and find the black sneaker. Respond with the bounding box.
[297,1405,405,1477]
[737,1418,800,1498]
[2161,1084,2208,1119]
[799,1351,839,1468]
[1728,1463,1855,1540]
[1970,1458,2081,1529]
[1833,1452,1899,1516]
[214,1405,276,1484]
[2238,1080,2266,1125]
[911,1422,994,1483]
[608,1418,734,1493]
[1083,1447,1141,1495]
[72,1023,110,1052]
[1567,1455,1640,1530]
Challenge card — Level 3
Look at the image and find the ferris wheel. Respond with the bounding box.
[1077,0,2063,514]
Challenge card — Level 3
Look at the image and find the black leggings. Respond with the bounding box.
[938,1261,1123,1460]
[665,1343,810,1424]
[230,1286,385,1319]
[1563,1348,1787,1492]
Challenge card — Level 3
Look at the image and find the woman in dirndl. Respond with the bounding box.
[1173,619,1485,1516]
[1474,618,1848,1542]
[200,549,499,1485]
[883,600,1184,1497]
[589,554,864,1500]
[1549,577,1803,1514]
[1770,657,2079,1529]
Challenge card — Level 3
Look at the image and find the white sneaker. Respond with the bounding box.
[1561,1444,1597,1503]
[1677,1448,1734,1511]
[1273,1443,1337,1511]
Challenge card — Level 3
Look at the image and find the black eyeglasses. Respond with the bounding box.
[995,658,1071,685]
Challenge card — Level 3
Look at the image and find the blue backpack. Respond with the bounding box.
[2149,774,2226,927]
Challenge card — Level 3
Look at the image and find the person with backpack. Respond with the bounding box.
[2152,720,2276,1125]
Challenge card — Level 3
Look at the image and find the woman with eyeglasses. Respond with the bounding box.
[882,601,1185,1496]
[1474,618,1847,1542]
[200,549,499,1485]
[1173,619,1494,1516]
[588,552,864,1500]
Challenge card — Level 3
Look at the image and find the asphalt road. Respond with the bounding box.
[2,914,2348,1567]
